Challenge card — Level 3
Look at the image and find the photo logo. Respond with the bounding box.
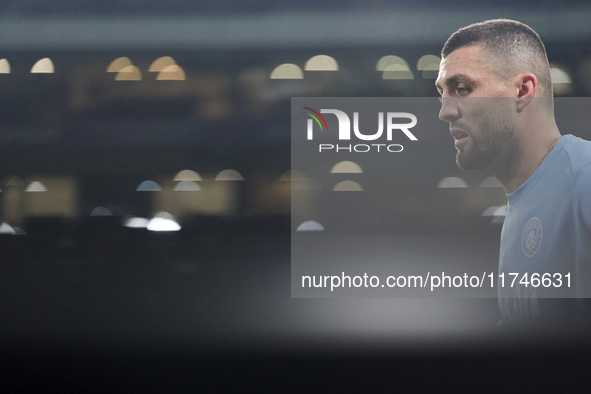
[303,108,418,153]
[302,107,329,136]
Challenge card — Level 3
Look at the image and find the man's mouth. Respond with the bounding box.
[451,129,470,148]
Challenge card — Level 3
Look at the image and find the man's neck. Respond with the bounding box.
[491,125,561,195]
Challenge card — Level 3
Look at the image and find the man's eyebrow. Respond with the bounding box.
[435,73,476,92]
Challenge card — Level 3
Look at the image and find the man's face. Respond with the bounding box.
[435,44,517,171]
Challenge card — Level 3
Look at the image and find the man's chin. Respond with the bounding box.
[456,151,486,171]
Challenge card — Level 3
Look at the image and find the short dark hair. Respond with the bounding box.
[442,19,553,99]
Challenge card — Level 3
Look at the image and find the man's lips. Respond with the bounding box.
[451,128,469,148]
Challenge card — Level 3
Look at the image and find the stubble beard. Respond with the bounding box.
[455,106,516,172]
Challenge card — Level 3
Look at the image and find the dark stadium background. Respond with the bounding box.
[0,1,590,390]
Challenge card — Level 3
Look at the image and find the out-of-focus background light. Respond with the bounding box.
[121,216,149,228]
[215,169,244,181]
[492,205,507,223]
[90,206,112,216]
[330,161,363,173]
[376,55,409,71]
[136,180,162,191]
[550,64,573,95]
[377,55,414,79]
[382,64,414,80]
[0,222,16,234]
[25,181,48,192]
[173,181,201,191]
[30,58,54,73]
[417,55,441,79]
[173,170,202,182]
[156,65,186,81]
[304,55,339,71]
[437,177,469,188]
[147,211,181,231]
[296,220,324,232]
[0,59,10,74]
[333,180,363,191]
[107,57,132,72]
[149,56,177,72]
[270,64,304,79]
[115,65,142,81]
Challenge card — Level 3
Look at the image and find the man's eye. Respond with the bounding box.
[456,87,470,95]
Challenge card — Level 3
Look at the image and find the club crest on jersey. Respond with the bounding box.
[522,217,543,257]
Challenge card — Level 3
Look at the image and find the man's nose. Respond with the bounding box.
[438,97,460,122]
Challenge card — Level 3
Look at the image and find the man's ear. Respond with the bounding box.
[516,73,537,112]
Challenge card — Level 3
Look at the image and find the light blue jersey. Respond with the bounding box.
[498,134,591,325]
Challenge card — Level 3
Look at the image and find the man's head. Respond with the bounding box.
[436,19,553,171]
[441,19,553,98]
